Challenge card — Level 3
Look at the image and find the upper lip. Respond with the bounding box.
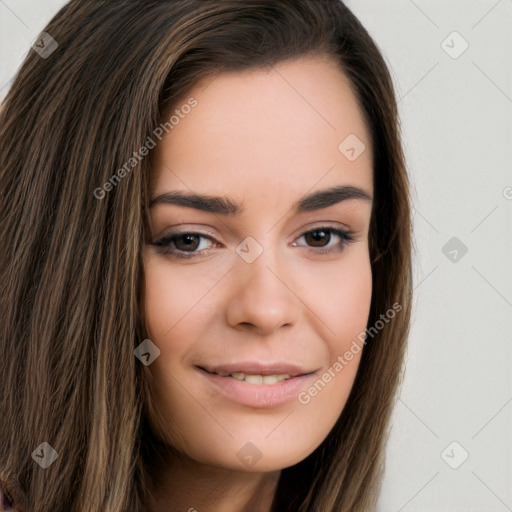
[197,362,315,377]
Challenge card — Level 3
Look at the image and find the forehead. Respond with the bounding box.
[151,55,373,202]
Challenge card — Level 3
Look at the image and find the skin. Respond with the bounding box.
[142,55,374,512]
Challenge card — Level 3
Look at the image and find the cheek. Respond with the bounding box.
[141,254,217,448]
[330,255,372,348]
[298,245,373,351]
[142,253,219,343]
[296,248,372,419]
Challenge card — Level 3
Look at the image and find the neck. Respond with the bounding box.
[148,452,281,512]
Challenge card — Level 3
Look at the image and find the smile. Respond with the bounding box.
[196,366,317,408]
[201,369,293,385]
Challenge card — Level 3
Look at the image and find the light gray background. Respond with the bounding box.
[1,1,511,511]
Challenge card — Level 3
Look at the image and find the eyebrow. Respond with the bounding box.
[149,185,373,215]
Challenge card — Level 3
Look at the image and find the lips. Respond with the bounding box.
[196,365,317,408]
[196,362,313,378]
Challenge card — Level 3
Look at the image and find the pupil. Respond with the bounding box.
[307,230,329,247]
[177,234,199,251]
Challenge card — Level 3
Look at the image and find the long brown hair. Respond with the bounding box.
[0,1,412,510]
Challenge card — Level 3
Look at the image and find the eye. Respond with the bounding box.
[293,227,355,255]
[150,232,218,259]
[150,226,356,260]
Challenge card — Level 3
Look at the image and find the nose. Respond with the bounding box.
[225,248,301,337]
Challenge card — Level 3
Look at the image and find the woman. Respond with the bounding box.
[0,1,412,511]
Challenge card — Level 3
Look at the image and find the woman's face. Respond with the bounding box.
[142,55,374,472]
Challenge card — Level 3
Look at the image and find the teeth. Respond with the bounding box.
[227,373,291,385]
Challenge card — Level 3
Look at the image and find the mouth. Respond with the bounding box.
[195,364,317,408]
[198,367,296,385]
[196,362,315,385]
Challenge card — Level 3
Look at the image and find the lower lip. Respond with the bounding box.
[196,368,316,409]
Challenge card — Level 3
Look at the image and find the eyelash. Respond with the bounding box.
[150,227,355,260]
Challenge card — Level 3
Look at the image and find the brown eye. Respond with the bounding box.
[304,229,332,248]
[174,234,201,252]
[295,227,355,255]
[150,231,218,259]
